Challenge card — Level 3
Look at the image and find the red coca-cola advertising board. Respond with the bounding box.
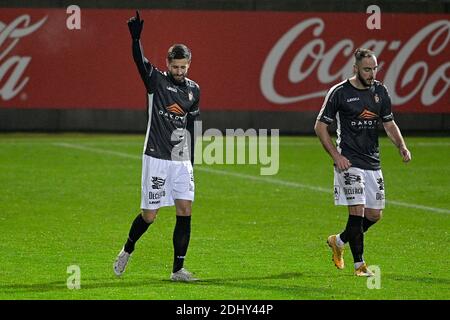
[0,8,449,113]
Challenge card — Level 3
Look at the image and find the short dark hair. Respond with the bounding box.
[354,48,375,63]
[167,44,192,61]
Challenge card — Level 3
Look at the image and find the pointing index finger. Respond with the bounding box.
[136,10,140,21]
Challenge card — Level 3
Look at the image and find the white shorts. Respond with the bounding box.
[333,167,385,209]
[141,155,194,210]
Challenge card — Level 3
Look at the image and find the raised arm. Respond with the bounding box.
[383,120,412,163]
[127,10,154,92]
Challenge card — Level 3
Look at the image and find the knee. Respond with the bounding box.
[175,200,192,216]
[348,205,365,216]
[374,211,383,221]
[176,206,192,217]
[366,210,382,222]
[141,209,158,224]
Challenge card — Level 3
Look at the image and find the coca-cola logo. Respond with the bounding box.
[0,14,47,101]
[260,18,450,107]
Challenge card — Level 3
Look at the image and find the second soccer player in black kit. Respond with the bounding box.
[113,11,200,282]
[315,48,411,276]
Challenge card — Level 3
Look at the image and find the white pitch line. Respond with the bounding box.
[196,166,328,193]
[54,142,450,215]
[279,141,450,147]
[54,143,141,160]
[386,200,450,214]
[197,167,450,214]
[410,142,450,147]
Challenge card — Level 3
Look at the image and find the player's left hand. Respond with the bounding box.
[399,146,411,163]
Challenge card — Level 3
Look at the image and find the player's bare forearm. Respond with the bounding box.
[383,120,405,148]
[314,121,337,157]
[314,120,351,170]
[383,120,412,162]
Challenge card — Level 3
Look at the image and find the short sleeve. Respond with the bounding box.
[380,85,394,123]
[317,87,340,125]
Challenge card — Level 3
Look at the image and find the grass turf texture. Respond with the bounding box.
[0,133,449,300]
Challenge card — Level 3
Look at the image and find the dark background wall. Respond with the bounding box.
[0,0,449,134]
[1,0,448,12]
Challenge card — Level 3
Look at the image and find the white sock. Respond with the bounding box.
[354,261,365,269]
[336,234,345,247]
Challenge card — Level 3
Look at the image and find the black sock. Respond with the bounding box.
[124,214,152,254]
[338,218,351,243]
[340,215,378,243]
[347,215,364,263]
[172,215,191,273]
[363,217,377,232]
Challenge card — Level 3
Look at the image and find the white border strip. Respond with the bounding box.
[54,143,450,215]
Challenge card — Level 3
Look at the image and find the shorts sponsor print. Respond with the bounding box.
[141,155,194,210]
[333,167,385,209]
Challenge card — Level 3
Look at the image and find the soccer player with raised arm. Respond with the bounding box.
[113,11,200,282]
[314,48,411,276]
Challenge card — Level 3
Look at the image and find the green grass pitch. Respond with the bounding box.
[0,133,449,300]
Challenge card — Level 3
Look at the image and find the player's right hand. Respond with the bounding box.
[127,10,144,40]
[333,154,352,171]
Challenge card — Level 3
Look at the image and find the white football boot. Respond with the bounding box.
[113,248,131,276]
[170,268,198,282]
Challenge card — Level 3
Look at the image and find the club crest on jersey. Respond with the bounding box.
[374,93,380,103]
[188,91,193,101]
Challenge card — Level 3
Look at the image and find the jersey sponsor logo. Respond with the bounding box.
[350,119,379,129]
[151,176,166,189]
[358,109,378,119]
[166,86,178,93]
[166,103,186,116]
[346,97,360,103]
[352,109,380,129]
[158,110,186,122]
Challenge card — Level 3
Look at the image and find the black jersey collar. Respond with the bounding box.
[347,79,374,92]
